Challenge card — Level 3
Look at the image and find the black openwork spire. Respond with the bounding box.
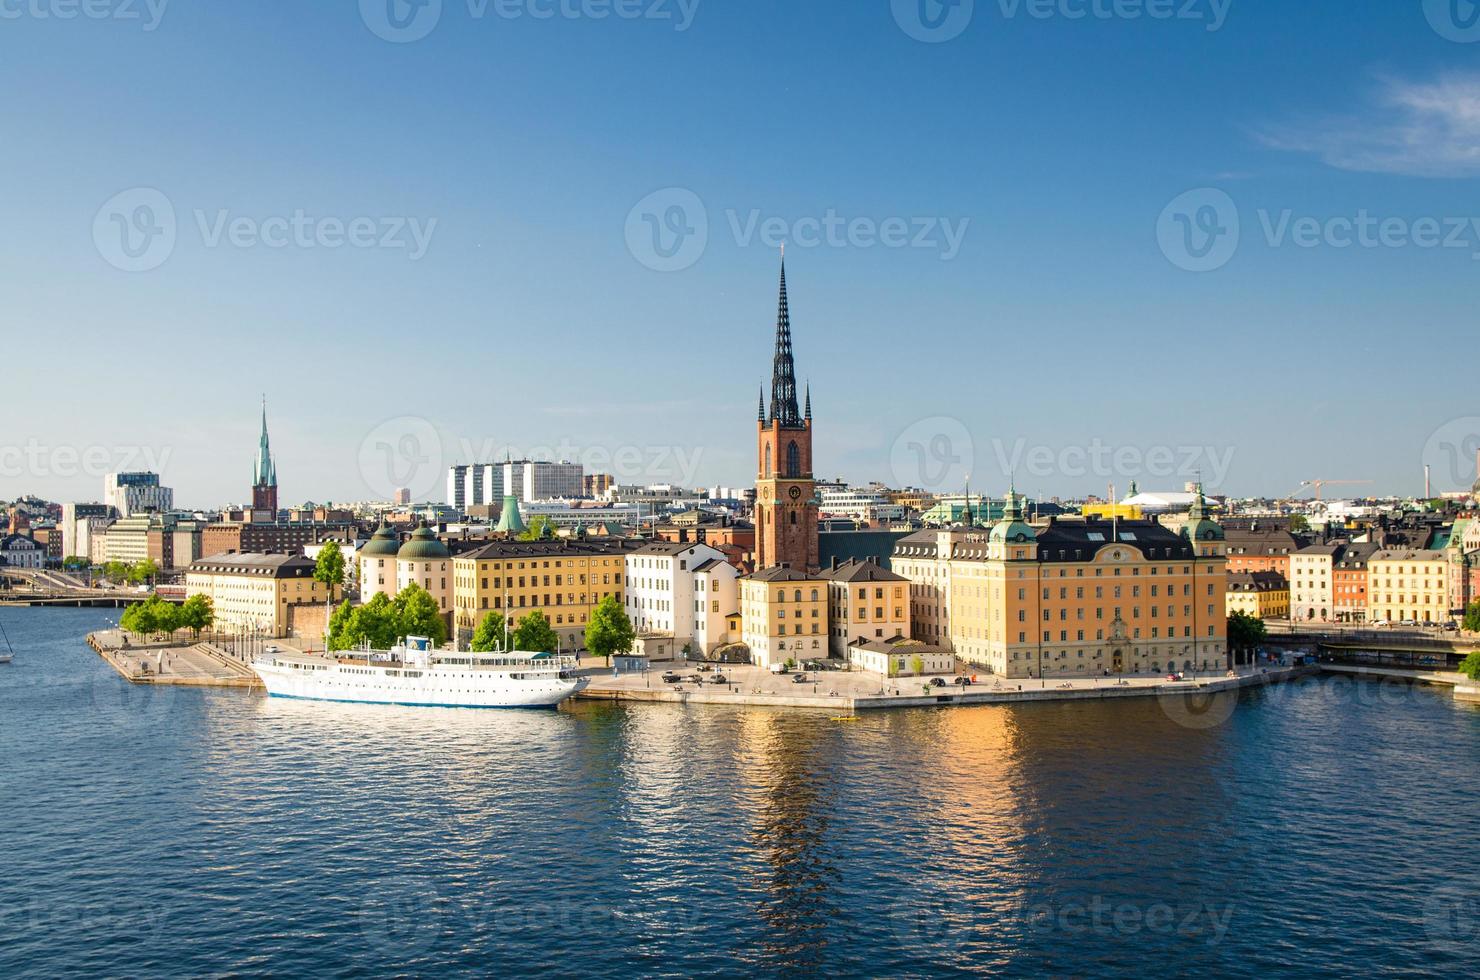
[769,251,802,428]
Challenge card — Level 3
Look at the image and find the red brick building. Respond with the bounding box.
[753,256,818,572]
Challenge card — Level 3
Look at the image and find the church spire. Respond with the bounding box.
[255,396,276,488]
[769,249,802,427]
[758,386,766,423]
[804,381,812,421]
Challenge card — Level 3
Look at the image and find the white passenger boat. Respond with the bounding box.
[251,636,585,709]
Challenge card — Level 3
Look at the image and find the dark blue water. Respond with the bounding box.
[3,607,1479,978]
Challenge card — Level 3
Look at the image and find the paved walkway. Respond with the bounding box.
[573,655,1296,711]
[88,630,260,687]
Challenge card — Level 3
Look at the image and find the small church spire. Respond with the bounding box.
[758,386,766,423]
[804,381,811,421]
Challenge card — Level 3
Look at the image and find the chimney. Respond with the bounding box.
[831,557,840,571]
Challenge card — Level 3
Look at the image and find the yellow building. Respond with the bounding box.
[1367,549,1448,624]
[740,565,828,669]
[451,538,638,648]
[185,552,335,638]
[1225,571,1290,620]
[820,558,910,659]
[1080,502,1144,521]
[901,489,1229,679]
[891,527,968,650]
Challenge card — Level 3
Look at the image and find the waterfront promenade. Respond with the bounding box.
[573,657,1310,712]
[87,629,258,688]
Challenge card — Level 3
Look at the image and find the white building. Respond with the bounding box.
[848,639,955,678]
[0,533,46,569]
[506,460,583,503]
[1291,543,1339,622]
[693,556,740,654]
[817,486,905,522]
[447,463,507,511]
[624,541,734,655]
[105,472,173,518]
[62,503,114,560]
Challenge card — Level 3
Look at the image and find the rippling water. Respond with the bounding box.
[3,607,1479,977]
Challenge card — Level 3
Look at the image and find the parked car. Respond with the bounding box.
[1442,623,1459,632]
[264,645,280,654]
[696,664,713,672]
[929,677,947,688]
[709,674,728,685]
[792,673,810,684]
[1371,619,1390,627]
[661,672,682,684]
[952,676,972,686]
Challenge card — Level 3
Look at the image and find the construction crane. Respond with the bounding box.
[1297,479,1373,502]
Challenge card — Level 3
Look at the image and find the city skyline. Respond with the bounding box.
[6,3,1480,503]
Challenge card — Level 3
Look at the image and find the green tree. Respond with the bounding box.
[393,583,447,647]
[126,558,160,586]
[152,596,181,637]
[910,654,924,677]
[330,592,399,652]
[518,515,558,541]
[120,600,154,637]
[1460,651,1480,682]
[470,612,510,653]
[179,594,215,637]
[105,561,130,584]
[314,541,346,650]
[327,600,357,651]
[1289,514,1309,534]
[62,555,89,570]
[584,594,634,665]
[1227,611,1267,659]
[1463,601,1480,634]
[511,610,559,653]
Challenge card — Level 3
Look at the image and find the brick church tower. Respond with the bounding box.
[754,253,819,572]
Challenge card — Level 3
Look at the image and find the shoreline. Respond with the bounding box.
[574,662,1317,712]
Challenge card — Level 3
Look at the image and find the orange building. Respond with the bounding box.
[940,489,1228,678]
[1224,527,1300,577]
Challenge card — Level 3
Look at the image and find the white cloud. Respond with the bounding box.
[1259,72,1480,178]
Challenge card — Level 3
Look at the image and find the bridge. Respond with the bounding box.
[0,569,184,607]
[1262,623,1479,670]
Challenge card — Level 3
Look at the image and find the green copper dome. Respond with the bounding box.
[989,489,1036,544]
[1181,484,1225,543]
[397,521,450,560]
[494,494,527,535]
[361,521,401,557]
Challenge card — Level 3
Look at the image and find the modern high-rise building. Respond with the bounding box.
[505,459,583,502]
[448,462,507,511]
[754,254,818,572]
[104,472,173,518]
[61,502,113,559]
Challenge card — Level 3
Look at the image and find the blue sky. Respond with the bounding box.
[4,1,1480,507]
